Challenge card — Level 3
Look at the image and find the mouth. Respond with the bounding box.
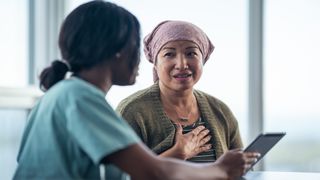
[173,73,192,80]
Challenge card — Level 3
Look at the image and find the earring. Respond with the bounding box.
[115,53,121,58]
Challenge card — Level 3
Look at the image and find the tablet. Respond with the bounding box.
[244,132,286,171]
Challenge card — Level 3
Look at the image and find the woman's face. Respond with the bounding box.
[155,40,203,91]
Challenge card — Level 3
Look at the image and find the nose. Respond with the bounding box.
[175,55,188,70]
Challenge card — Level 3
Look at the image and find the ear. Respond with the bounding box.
[115,52,121,58]
[153,66,159,82]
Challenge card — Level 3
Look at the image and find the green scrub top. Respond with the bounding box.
[13,77,140,180]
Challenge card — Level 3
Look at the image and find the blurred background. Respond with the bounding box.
[0,0,319,179]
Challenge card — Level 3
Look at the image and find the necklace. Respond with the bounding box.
[179,116,190,122]
[175,98,196,122]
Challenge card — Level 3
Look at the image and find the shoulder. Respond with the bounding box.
[194,89,236,122]
[42,77,106,110]
[194,89,230,110]
[194,89,239,131]
[116,83,158,115]
[63,77,104,98]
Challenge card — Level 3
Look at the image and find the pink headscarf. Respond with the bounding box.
[143,20,215,82]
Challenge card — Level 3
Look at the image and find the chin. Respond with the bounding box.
[113,78,136,86]
[176,81,194,88]
[126,79,136,86]
[127,76,137,85]
[182,83,195,90]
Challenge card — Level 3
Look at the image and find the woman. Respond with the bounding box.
[14,2,258,180]
[117,20,243,162]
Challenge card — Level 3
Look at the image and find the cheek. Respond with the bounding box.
[198,62,204,71]
[197,67,203,77]
[192,61,203,77]
[191,60,203,70]
[155,63,171,79]
[155,60,165,70]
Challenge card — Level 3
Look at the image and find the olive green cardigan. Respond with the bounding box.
[116,83,243,158]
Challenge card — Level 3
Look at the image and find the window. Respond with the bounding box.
[0,0,28,87]
[0,110,28,180]
[0,1,29,179]
[264,0,320,172]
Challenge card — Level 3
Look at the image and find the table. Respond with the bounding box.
[241,171,320,180]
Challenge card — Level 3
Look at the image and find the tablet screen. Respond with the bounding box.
[244,132,286,170]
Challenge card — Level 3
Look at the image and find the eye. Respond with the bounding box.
[187,51,197,57]
[163,52,174,57]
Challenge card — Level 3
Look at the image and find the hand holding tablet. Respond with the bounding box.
[244,132,286,172]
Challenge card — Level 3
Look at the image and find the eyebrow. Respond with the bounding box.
[161,46,199,50]
[185,46,199,50]
[161,47,175,50]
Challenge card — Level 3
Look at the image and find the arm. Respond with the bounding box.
[219,102,243,149]
[205,93,243,150]
[103,142,259,180]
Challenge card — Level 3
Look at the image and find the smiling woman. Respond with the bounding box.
[117,20,243,163]
[156,40,204,92]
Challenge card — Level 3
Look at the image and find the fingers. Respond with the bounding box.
[228,149,260,161]
[239,152,260,174]
[215,151,246,178]
[199,135,211,145]
[218,150,261,178]
[244,152,260,166]
[183,125,210,138]
[190,125,205,136]
[190,126,211,146]
[228,148,242,153]
[245,151,261,158]
[192,144,212,156]
[246,158,259,167]
[198,129,210,139]
[242,158,256,175]
[198,144,212,153]
[174,124,213,157]
[174,123,183,136]
[195,135,212,154]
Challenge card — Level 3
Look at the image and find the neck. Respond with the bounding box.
[159,82,194,107]
[159,82,199,123]
[76,64,112,94]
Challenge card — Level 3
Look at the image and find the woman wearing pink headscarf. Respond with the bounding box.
[117,20,243,163]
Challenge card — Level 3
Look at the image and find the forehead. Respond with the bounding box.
[160,40,200,50]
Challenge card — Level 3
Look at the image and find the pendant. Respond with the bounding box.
[179,117,189,122]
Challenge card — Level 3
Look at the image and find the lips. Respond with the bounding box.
[173,72,192,79]
[173,74,191,78]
